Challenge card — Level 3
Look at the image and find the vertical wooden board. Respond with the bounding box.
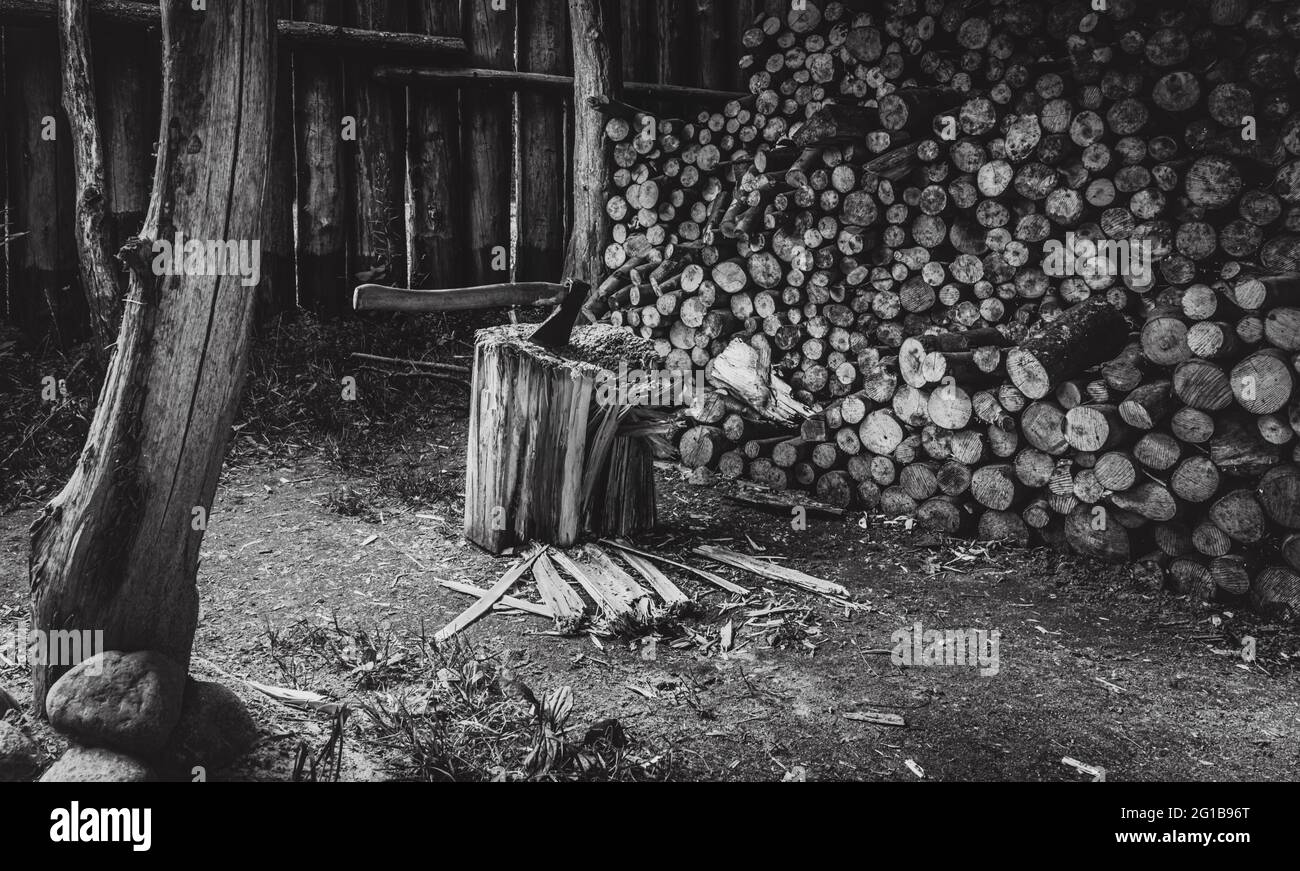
[653,0,690,118]
[692,0,730,90]
[409,0,463,289]
[462,0,515,284]
[258,0,297,317]
[516,0,567,281]
[93,20,159,254]
[4,27,81,343]
[347,0,407,290]
[655,0,690,87]
[619,0,652,88]
[293,0,348,317]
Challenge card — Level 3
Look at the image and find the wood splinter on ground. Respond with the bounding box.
[531,550,590,634]
[434,548,546,644]
[615,546,691,613]
[549,546,657,632]
[693,544,851,602]
[600,538,750,596]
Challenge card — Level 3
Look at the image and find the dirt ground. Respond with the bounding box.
[2,317,1299,781]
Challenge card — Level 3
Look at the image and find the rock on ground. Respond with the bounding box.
[0,720,42,782]
[39,745,156,782]
[163,679,258,772]
[45,650,185,758]
[0,684,19,718]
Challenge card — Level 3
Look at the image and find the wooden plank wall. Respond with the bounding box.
[0,1,754,340]
[409,0,464,290]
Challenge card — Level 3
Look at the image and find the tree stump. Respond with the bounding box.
[465,323,660,553]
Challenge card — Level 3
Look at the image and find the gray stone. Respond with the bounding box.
[0,684,19,718]
[163,679,258,771]
[0,720,42,782]
[46,650,185,757]
[39,745,156,782]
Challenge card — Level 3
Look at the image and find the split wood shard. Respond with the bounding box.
[434,548,544,643]
[692,545,850,600]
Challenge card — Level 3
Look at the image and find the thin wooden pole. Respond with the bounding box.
[57,0,123,356]
[0,0,467,59]
[565,0,621,286]
[375,65,745,103]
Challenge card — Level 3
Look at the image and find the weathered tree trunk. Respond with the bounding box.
[29,0,275,710]
[564,0,620,287]
[58,0,125,356]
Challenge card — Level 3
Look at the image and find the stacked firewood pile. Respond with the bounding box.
[590,0,1300,621]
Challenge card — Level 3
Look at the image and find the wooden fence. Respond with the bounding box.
[0,0,771,343]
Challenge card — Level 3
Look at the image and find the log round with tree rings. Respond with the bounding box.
[1258,465,1300,529]
[1230,349,1293,414]
[1208,489,1267,544]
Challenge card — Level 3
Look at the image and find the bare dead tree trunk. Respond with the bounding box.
[57,0,123,357]
[30,0,275,711]
[564,0,620,287]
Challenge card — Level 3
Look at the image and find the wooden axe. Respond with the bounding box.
[353,278,591,349]
[353,281,567,314]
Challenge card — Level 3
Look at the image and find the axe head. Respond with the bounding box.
[528,277,590,349]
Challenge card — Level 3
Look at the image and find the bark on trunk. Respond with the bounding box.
[29,0,275,711]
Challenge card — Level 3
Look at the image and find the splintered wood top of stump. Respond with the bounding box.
[474,323,660,374]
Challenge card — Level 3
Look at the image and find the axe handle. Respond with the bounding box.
[353,282,565,313]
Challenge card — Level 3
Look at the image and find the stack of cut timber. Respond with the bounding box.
[593,0,1300,622]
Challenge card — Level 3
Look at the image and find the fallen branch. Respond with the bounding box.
[350,352,470,374]
[724,487,847,518]
[356,366,471,388]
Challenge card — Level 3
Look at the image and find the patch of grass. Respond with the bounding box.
[356,640,673,782]
[265,617,673,782]
[0,327,97,512]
